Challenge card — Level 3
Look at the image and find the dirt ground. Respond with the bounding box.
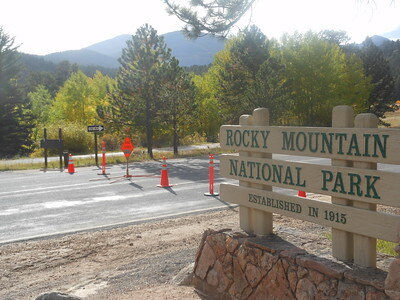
[0,195,397,300]
[383,107,400,127]
[0,206,318,300]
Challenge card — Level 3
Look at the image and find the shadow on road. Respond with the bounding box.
[113,156,219,185]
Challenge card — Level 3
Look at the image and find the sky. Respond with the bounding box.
[1,0,399,55]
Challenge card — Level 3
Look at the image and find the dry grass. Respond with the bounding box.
[0,147,224,171]
[383,107,400,127]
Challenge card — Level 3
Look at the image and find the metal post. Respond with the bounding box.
[94,132,99,167]
[102,141,106,174]
[126,157,129,177]
[44,128,48,170]
[59,128,63,170]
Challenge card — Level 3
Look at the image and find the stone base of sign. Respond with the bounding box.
[192,229,399,299]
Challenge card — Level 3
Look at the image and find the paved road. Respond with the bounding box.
[1,154,398,244]
[0,156,234,244]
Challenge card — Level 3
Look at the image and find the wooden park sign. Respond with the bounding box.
[220,125,400,164]
[219,106,400,268]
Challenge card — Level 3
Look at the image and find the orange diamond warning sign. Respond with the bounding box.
[121,137,134,158]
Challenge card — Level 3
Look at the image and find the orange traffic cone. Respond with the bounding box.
[298,190,306,197]
[157,156,172,187]
[67,154,76,174]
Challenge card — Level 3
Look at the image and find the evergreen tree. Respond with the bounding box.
[160,57,196,155]
[0,27,32,157]
[165,0,387,39]
[113,24,172,158]
[54,61,79,89]
[164,0,255,38]
[380,40,400,101]
[360,38,396,125]
[207,26,289,124]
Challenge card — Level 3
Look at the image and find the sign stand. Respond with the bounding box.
[107,138,159,184]
[87,125,105,168]
[94,132,98,167]
[40,128,64,171]
[44,128,47,170]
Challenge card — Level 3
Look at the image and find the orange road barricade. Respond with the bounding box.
[66,154,75,174]
[157,156,173,188]
[98,141,110,175]
[204,154,219,196]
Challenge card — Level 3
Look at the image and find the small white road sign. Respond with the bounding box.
[87,125,105,132]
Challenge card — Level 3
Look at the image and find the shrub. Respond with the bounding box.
[32,123,93,155]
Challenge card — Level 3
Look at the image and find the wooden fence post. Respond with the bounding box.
[331,105,354,261]
[238,114,254,233]
[353,113,378,268]
[251,108,273,235]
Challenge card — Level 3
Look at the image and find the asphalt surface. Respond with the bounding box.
[0,154,398,244]
[0,156,234,244]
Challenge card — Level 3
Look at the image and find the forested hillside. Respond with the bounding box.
[380,39,400,100]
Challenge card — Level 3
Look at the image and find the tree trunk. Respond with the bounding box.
[145,98,153,159]
[173,118,178,156]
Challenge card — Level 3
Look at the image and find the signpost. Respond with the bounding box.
[108,138,135,182]
[40,128,63,171]
[87,125,105,167]
[219,106,400,268]
[106,137,159,183]
[87,125,105,133]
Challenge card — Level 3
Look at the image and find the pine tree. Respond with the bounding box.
[380,40,400,100]
[360,38,396,125]
[164,0,256,38]
[208,26,289,124]
[114,24,172,158]
[160,57,195,155]
[0,27,32,157]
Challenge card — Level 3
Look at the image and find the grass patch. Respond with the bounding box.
[324,232,397,257]
[383,108,400,128]
[377,239,398,257]
[0,147,224,171]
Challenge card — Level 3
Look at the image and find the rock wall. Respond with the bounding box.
[192,229,400,299]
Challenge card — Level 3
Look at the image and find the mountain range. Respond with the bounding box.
[42,31,226,68]
[24,30,400,71]
[382,26,400,40]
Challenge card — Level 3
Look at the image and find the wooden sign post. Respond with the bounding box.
[219,106,400,268]
[331,106,354,262]
[40,128,64,171]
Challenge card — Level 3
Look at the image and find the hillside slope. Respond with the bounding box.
[43,31,225,67]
